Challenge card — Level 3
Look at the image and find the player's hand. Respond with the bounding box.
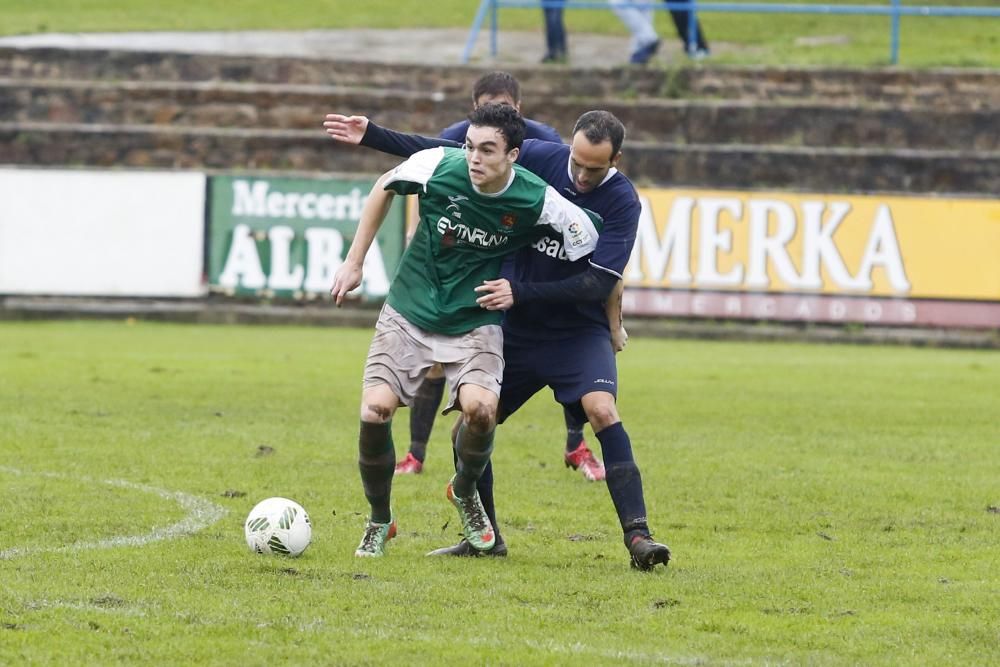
[323,114,369,145]
[474,279,514,311]
[611,325,628,353]
[330,261,363,306]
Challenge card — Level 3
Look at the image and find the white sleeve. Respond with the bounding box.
[537,186,600,261]
[383,147,446,192]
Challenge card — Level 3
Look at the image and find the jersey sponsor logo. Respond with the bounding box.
[531,235,571,261]
[436,217,510,249]
[446,194,469,219]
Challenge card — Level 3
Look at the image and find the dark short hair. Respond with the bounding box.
[472,71,521,105]
[468,103,526,152]
[573,110,626,158]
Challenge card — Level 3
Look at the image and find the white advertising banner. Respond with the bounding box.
[0,168,206,297]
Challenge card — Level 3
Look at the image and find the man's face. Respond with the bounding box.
[569,132,620,194]
[474,93,520,110]
[465,124,518,192]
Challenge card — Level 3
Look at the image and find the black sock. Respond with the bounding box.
[409,376,445,462]
[595,422,650,545]
[358,420,395,524]
[564,405,586,452]
[476,459,503,544]
[453,421,494,497]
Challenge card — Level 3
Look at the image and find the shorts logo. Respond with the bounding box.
[594,378,615,385]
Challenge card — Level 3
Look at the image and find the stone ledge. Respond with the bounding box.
[2,295,996,349]
[1,47,998,109]
[2,122,996,194]
[3,78,996,150]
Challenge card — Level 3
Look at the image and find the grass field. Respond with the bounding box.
[2,0,999,67]
[1,320,998,665]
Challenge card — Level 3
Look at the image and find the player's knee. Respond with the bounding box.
[360,401,394,424]
[463,402,496,434]
[584,400,619,432]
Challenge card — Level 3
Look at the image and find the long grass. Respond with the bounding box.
[1,320,998,665]
[1,0,998,66]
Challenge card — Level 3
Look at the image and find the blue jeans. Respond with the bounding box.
[666,2,709,51]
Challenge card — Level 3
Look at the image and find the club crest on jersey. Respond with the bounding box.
[500,214,517,230]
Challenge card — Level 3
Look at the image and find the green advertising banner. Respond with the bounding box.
[207,175,405,300]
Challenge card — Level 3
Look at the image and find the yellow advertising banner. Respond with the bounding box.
[626,189,1000,301]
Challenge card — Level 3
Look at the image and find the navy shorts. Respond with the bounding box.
[498,332,617,424]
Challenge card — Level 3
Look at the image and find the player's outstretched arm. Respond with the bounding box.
[327,117,460,159]
[330,171,396,306]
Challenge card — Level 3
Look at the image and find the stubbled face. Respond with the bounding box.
[465,124,518,193]
[569,132,620,193]
[474,93,519,110]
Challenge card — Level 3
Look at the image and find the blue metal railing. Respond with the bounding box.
[462,0,1000,65]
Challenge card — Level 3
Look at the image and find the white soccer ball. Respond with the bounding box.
[244,497,312,557]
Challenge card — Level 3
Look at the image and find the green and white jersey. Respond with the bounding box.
[384,146,600,335]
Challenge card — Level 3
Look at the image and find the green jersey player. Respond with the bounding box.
[330,103,599,558]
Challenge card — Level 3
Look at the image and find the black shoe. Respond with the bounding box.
[629,39,660,65]
[540,51,567,64]
[628,535,670,571]
[426,538,508,558]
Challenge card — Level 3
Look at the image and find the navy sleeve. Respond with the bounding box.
[589,184,641,278]
[361,121,462,158]
[510,265,619,304]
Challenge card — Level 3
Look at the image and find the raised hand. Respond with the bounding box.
[323,114,369,145]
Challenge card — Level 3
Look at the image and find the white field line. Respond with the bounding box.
[0,466,227,560]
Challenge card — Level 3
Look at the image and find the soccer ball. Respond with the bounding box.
[244,497,312,557]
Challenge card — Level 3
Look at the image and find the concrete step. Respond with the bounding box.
[3,78,996,151]
[1,47,998,110]
[2,121,995,195]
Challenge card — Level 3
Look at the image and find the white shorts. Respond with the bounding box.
[363,304,504,413]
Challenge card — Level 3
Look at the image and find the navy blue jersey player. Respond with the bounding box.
[323,109,670,570]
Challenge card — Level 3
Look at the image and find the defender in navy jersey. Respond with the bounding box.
[323,110,670,570]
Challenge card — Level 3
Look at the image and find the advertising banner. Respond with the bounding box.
[0,168,205,297]
[624,189,1000,328]
[207,175,405,300]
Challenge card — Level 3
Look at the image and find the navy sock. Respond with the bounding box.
[476,459,503,544]
[408,376,445,462]
[595,422,650,544]
[564,405,585,452]
[358,420,395,524]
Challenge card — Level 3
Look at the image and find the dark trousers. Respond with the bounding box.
[666,2,709,52]
[542,5,567,57]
